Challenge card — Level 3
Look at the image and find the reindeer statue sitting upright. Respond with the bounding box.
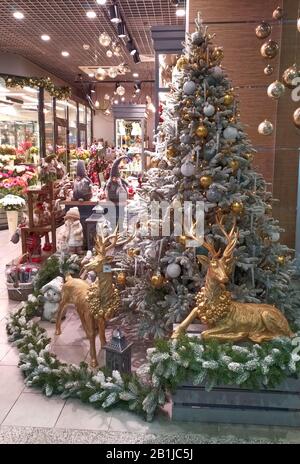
[55,226,134,367]
[172,214,294,343]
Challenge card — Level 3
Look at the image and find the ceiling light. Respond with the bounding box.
[133,52,141,64]
[114,99,119,104]
[91,89,96,93]
[96,0,107,4]
[134,82,141,93]
[117,23,127,38]
[88,73,95,78]
[176,8,186,17]
[61,51,70,57]
[83,44,90,50]
[109,4,122,23]
[13,11,24,19]
[86,11,97,19]
[121,96,125,102]
[41,35,50,41]
[132,73,139,78]
[127,40,137,55]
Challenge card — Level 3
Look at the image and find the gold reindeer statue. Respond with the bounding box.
[172,214,294,343]
[55,226,133,367]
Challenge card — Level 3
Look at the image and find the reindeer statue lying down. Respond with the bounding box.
[172,214,294,343]
[55,227,133,367]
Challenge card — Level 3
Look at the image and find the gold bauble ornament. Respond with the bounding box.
[116,272,127,285]
[200,175,213,189]
[167,146,177,158]
[265,204,272,216]
[196,124,208,138]
[211,47,224,63]
[127,248,140,257]
[267,80,285,99]
[185,99,193,107]
[177,235,187,246]
[273,6,283,20]
[282,64,299,88]
[231,201,244,215]
[293,108,300,128]
[260,40,279,59]
[150,158,160,168]
[229,159,239,172]
[255,22,272,39]
[277,255,285,265]
[223,93,234,106]
[177,56,189,70]
[151,273,165,289]
[244,153,254,162]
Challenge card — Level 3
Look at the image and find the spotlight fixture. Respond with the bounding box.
[109,4,122,24]
[41,35,50,41]
[117,22,127,39]
[86,11,97,19]
[134,82,141,93]
[132,73,139,78]
[133,52,141,64]
[126,40,137,55]
[96,0,107,4]
[176,8,186,17]
[13,11,24,19]
[61,51,70,57]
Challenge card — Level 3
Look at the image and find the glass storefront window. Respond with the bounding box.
[79,104,86,124]
[56,100,67,120]
[68,101,77,149]
[0,83,40,161]
[87,108,92,146]
[44,91,54,154]
[80,128,86,148]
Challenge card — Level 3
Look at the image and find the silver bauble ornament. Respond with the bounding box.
[183,80,196,95]
[203,103,215,117]
[166,263,181,279]
[106,50,113,58]
[181,161,195,177]
[282,64,299,88]
[99,33,111,47]
[206,186,222,203]
[210,66,223,80]
[264,64,274,76]
[180,134,192,144]
[255,22,272,39]
[267,80,285,99]
[270,231,280,242]
[223,126,239,140]
[108,67,118,79]
[116,85,125,96]
[191,31,205,45]
[145,246,157,259]
[258,120,274,135]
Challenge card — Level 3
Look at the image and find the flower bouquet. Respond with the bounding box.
[0,194,26,235]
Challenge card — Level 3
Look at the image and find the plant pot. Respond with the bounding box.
[6,210,19,237]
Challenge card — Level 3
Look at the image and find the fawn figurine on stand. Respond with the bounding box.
[55,226,134,367]
[172,214,294,343]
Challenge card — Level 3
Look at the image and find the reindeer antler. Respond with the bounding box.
[216,211,238,260]
[186,220,221,258]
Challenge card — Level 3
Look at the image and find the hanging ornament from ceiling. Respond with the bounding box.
[258,119,274,135]
[112,42,122,57]
[116,85,125,96]
[106,50,113,58]
[297,18,300,32]
[264,64,274,76]
[255,22,272,39]
[108,67,118,79]
[104,93,110,100]
[272,6,283,20]
[260,40,279,59]
[267,80,285,99]
[293,108,300,128]
[99,33,111,47]
[95,68,106,81]
[282,64,299,88]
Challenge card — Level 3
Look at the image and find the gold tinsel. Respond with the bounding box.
[4,76,71,100]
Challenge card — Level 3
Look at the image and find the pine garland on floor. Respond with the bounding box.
[6,297,300,421]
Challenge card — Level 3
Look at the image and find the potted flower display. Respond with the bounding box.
[0,194,26,235]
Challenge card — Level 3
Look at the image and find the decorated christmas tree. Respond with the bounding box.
[122,13,300,339]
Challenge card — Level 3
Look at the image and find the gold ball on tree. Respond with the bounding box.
[167,146,177,158]
[211,47,224,63]
[177,235,187,246]
[244,153,254,162]
[177,56,189,70]
[116,272,127,285]
[231,201,244,215]
[277,255,285,265]
[185,99,193,107]
[151,273,165,289]
[195,124,208,138]
[200,175,213,189]
[223,94,234,106]
[127,248,140,258]
[229,159,239,172]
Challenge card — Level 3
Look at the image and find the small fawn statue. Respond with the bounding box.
[55,226,133,367]
[172,214,294,343]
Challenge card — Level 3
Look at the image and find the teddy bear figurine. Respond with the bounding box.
[61,207,84,254]
[40,276,64,322]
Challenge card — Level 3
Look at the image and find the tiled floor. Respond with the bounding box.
[0,229,299,443]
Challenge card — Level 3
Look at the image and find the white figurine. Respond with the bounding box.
[62,207,84,254]
[40,276,64,322]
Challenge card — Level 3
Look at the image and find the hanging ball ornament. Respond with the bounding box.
[264,64,274,76]
[116,85,125,96]
[273,6,283,20]
[223,126,239,140]
[200,175,213,189]
[108,67,118,79]
[258,119,274,135]
[183,80,196,95]
[177,235,187,246]
[145,246,157,259]
[99,32,111,47]
[181,161,195,177]
[270,231,280,242]
[231,201,244,215]
[167,146,177,158]
[298,18,300,32]
[176,56,189,70]
[166,263,181,279]
[244,153,254,162]
[211,66,223,80]
[260,40,279,59]
[229,159,240,173]
[203,103,215,117]
[255,22,272,39]
[180,133,192,144]
[282,64,299,88]
[116,272,127,286]
[151,273,165,289]
[293,108,300,128]
[206,186,222,203]
[277,255,286,265]
[223,93,234,106]
[106,50,113,58]
[196,124,208,138]
[95,68,106,81]
[191,31,205,45]
[267,80,285,99]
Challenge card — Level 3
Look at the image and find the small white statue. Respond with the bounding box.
[40,276,64,322]
[62,207,84,254]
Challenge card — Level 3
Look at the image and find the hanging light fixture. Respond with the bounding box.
[108,67,118,78]
[99,33,111,47]
[126,40,137,55]
[133,52,141,64]
[134,82,141,93]
[116,83,126,96]
[117,22,127,38]
[109,3,122,24]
